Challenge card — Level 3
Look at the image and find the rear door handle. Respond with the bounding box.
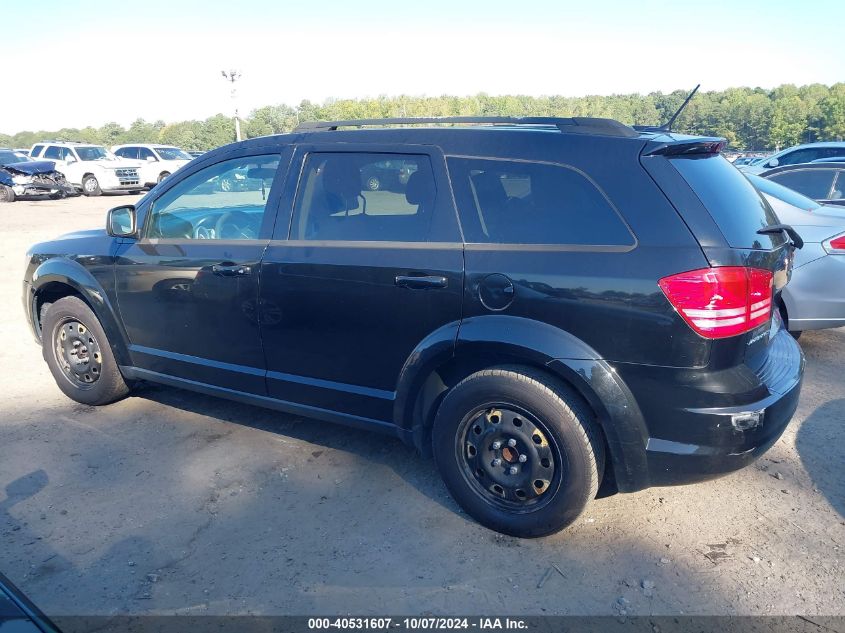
[212,263,251,276]
[395,274,448,289]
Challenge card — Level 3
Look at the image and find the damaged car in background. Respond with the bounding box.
[0,149,75,203]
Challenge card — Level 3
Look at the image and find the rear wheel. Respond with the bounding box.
[157,171,171,183]
[41,296,130,405]
[82,175,102,196]
[0,184,15,203]
[432,367,604,538]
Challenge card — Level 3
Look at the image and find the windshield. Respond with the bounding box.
[76,146,109,161]
[156,147,192,161]
[0,150,29,166]
[746,173,822,212]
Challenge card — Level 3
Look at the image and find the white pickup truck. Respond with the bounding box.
[28,142,143,196]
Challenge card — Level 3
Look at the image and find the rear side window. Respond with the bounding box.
[290,152,442,242]
[768,169,836,200]
[30,145,44,158]
[447,157,634,246]
[43,146,62,160]
[670,155,785,249]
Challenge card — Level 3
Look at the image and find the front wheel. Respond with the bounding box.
[432,367,604,538]
[0,184,15,203]
[82,175,102,196]
[157,171,171,183]
[41,296,130,405]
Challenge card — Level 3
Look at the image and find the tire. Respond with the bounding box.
[432,366,604,538]
[41,296,130,405]
[0,184,15,203]
[82,175,102,197]
[157,171,171,183]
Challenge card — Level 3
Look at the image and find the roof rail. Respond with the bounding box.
[294,116,639,138]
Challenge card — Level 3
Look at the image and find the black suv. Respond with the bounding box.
[23,117,804,537]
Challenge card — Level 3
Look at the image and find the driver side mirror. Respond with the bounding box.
[767,158,779,168]
[107,205,137,238]
[66,155,77,164]
[146,156,157,162]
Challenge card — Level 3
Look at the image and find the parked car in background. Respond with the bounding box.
[731,156,757,166]
[0,148,75,202]
[23,116,804,538]
[187,150,205,158]
[112,144,193,188]
[13,148,30,157]
[747,173,845,336]
[360,157,418,191]
[740,142,845,174]
[28,142,143,196]
[759,161,845,207]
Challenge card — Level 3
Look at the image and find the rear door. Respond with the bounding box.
[259,144,463,423]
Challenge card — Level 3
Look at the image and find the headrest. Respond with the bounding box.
[405,169,435,207]
[322,158,361,199]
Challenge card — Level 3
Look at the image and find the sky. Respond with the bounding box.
[1,0,843,134]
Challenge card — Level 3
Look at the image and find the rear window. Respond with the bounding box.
[447,157,634,246]
[768,169,835,200]
[671,155,785,249]
[747,173,821,212]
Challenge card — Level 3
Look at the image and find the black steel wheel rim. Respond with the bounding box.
[52,318,102,389]
[455,404,562,513]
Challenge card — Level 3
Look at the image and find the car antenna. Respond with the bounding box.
[661,84,701,132]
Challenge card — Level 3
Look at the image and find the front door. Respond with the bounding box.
[114,150,288,394]
[259,147,464,422]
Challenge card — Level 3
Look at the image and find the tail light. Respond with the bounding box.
[823,233,845,254]
[659,267,773,339]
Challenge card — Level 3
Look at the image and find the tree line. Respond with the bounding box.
[3,83,843,152]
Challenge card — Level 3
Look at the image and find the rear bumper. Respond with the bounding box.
[606,326,804,490]
[642,372,801,486]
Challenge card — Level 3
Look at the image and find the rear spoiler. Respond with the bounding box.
[645,138,726,156]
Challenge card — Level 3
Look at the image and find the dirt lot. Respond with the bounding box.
[0,195,843,617]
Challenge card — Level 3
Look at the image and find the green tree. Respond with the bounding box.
[770,95,808,149]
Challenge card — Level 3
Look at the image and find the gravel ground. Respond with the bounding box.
[0,195,843,617]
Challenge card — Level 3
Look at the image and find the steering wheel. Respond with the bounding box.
[215,210,256,240]
[192,215,218,239]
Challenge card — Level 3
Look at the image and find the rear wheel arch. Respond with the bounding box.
[407,349,612,475]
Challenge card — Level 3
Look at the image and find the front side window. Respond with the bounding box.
[157,147,192,161]
[769,169,836,200]
[146,154,280,240]
[290,152,438,242]
[448,157,634,246]
[116,147,138,159]
[76,146,109,161]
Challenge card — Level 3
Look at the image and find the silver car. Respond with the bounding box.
[747,173,845,336]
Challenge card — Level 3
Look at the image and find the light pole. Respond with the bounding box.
[221,69,242,142]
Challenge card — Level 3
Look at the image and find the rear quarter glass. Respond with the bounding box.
[671,155,786,250]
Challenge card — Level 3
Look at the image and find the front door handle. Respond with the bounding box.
[395,274,448,289]
[212,263,251,276]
